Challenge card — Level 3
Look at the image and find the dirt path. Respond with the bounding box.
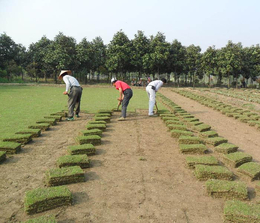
[0,103,226,223]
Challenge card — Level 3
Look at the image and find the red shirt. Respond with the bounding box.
[115,81,131,91]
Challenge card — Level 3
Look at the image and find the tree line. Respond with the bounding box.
[0,30,260,87]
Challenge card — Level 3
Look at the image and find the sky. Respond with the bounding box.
[1,0,260,52]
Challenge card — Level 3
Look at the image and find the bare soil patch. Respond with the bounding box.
[3,87,259,222]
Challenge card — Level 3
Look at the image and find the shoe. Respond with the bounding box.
[118,117,126,121]
[149,114,158,117]
[66,117,74,121]
[76,114,80,118]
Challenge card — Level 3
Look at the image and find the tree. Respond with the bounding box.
[106,30,132,80]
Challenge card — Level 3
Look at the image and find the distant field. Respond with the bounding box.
[0,85,164,139]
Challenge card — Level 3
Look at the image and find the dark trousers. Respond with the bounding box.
[68,86,82,117]
[122,88,133,118]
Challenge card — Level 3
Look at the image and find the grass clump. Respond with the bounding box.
[81,129,102,137]
[45,166,85,186]
[76,135,101,145]
[178,136,203,145]
[205,137,228,146]
[24,186,72,214]
[194,165,233,181]
[179,144,208,154]
[237,162,260,181]
[0,141,22,154]
[206,179,248,200]
[186,156,219,169]
[57,154,90,168]
[67,144,96,156]
[223,152,252,168]
[224,200,260,222]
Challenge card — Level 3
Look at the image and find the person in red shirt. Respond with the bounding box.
[111,78,133,121]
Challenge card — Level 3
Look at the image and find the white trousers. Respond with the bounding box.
[146,86,156,115]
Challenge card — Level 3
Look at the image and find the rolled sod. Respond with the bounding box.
[36,118,57,125]
[162,116,180,122]
[45,166,85,186]
[186,121,204,127]
[248,120,260,126]
[199,131,218,138]
[238,116,252,123]
[28,123,50,131]
[194,165,233,181]
[167,124,187,131]
[0,141,22,154]
[206,179,248,200]
[192,124,211,132]
[179,144,208,154]
[214,143,238,154]
[44,115,62,122]
[86,123,106,131]
[224,200,260,222]
[97,109,113,114]
[24,186,72,214]
[0,151,7,163]
[165,120,182,126]
[76,135,101,145]
[205,137,228,146]
[15,129,41,137]
[223,152,253,168]
[237,162,260,181]
[88,121,107,125]
[3,134,32,145]
[178,136,203,145]
[50,111,67,117]
[81,129,102,137]
[95,113,111,117]
[94,116,111,123]
[57,154,90,168]
[67,144,96,156]
[186,156,219,168]
[182,118,199,123]
[171,130,194,138]
[159,113,176,118]
[22,214,57,223]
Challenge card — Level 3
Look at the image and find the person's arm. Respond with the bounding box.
[118,88,123,101]
[155,81,163,92]
[63,76,71,94]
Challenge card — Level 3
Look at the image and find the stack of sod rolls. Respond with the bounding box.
[24,186,72,214]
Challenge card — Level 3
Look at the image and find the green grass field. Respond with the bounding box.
[0,85,165,139]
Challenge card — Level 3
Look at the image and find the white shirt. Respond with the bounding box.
[148,80,163,92]
[63,75,80,92]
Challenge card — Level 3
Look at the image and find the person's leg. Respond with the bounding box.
[68,89,78,118]
[148,88,156,115]
[75,88,82,116]
[121,89,133,118]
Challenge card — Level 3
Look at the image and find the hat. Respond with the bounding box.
[111,77,117,83]
[59,70,71,79]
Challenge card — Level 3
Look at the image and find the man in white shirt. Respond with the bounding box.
[146,78,167,116]
[58,70,83,121]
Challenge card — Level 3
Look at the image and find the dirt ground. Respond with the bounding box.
[1,87,260,223]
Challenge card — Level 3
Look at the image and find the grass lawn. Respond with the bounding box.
[0,84,165,139]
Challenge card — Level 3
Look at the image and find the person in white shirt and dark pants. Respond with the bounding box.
[58,70,83,121]
[146,78,167,116]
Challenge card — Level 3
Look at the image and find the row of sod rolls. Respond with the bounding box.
[0,111,66,167]
[157,93,260,222]
[23,109,112,222]
[174,89,260,130]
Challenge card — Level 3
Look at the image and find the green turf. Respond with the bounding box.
[0,85,163,139]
